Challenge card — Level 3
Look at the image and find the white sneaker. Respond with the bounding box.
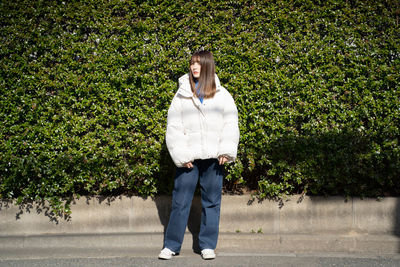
[158,247,175,260]
[201,249,216,260]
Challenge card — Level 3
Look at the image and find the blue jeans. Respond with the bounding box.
[163,159,223,253]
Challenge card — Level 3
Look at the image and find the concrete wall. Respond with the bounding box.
[1,195,399,236]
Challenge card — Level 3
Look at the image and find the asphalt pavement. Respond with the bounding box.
[1,248,400,267]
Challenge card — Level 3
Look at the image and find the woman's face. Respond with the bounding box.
[190,61,201,79]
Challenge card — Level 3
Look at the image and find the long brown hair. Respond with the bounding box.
[189,51,216,99]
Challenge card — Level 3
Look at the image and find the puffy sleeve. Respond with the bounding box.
[218,90,240,162]
[165,95,194,167]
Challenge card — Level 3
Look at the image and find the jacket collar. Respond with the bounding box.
[177,73,221,98]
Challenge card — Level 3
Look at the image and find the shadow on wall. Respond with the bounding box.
[0,195,129,225]
[154,195,202,253]
[0,198,73,224]
[396,198,400,253]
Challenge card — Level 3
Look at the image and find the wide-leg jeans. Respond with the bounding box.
[163,158,223,253]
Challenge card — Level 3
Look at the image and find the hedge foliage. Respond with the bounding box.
[1,0,399,216]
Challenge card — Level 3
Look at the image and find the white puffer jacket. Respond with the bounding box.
[166,73,240,167]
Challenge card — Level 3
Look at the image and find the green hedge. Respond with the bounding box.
[1,0,399,216]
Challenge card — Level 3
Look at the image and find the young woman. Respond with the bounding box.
[158,51,240,260]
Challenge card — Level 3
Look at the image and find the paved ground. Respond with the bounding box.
[1,248,400,267]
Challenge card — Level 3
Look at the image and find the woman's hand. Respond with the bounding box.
[183,162,193,168]
[218,156,228,165]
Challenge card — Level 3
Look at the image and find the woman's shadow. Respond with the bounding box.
[155,139,202,254]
